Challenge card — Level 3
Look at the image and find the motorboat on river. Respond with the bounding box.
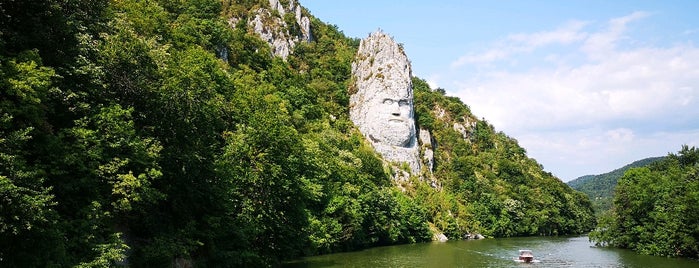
[517,249,534,263]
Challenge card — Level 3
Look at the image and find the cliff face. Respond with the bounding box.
[349,31,427,176]
[2,1,598,266]
[242,0,312,59]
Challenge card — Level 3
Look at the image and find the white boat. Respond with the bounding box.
[518,249,534,263]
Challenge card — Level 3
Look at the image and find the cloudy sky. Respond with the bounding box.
[300,0,699,181]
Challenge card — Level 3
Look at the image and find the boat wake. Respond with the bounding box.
[513,259,541,263]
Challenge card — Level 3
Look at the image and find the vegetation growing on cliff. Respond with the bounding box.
[412,79,595,238]
[0,0,594,266]
[589,145,699,258]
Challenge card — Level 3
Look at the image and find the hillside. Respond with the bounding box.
[590,146,699,258]
[0,0,594,266]
[567,157,664,214]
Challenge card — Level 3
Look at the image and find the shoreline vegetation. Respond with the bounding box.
[4,0,694,267]
[283,235,699,268]
[567,156,665,215]
[589,146,699,259]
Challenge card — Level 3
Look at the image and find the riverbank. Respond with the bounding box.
[284,235,699,268]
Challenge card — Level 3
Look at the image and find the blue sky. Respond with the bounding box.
[300,0,699,181]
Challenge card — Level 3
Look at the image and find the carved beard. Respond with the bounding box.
[368,119,414,147]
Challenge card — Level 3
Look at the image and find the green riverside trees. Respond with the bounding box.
[0,0,595,266]
[590,146,699,258]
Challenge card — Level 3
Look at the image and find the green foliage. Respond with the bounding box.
[360,188,432,245]
[412,78,436,129]
[74,233,129,268]
[590,146,699,258]
[300,128,430,256]
[0,0,595,266]
[0,49,65,267]
[412,78,596,239]
[568,157,664,214]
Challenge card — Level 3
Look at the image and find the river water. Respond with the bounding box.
[284,236,699,268]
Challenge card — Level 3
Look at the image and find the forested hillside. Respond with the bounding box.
[0,0,594,266]
[590,146,699,258]
[411,79,595,239]
[568,157,664,214]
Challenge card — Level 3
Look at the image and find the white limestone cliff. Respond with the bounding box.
[239,0,312,59]
[419,128,435,174]
[350,31,421,175]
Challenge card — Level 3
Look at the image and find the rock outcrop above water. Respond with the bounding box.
[350,31,421,175]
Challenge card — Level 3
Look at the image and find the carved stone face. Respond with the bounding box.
[350,31,418,151]
[365,87,415,147]
[349,31,422,174]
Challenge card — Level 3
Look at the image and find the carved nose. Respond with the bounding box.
[391,102,401,116]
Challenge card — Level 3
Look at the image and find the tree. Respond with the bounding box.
[0,51,63,266]
[212,90,310,266]
[590,146,699,258]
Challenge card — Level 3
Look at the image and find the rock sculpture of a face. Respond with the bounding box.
[350,31,421,174]
[365,84,414,147]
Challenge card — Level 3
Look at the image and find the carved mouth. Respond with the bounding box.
[389,118,404,122]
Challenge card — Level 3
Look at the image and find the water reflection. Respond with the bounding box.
[285,236,699,268]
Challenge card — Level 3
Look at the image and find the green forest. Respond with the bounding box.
[568,156,664,215]
[589,145,699,258]
[1,0,596,267]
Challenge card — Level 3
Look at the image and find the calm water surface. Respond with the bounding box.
[285,236,699,268]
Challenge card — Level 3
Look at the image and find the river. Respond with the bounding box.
[284,236,699,268]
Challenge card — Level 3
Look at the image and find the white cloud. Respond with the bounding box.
[425,74,441,90]
[455,13,699,130]
[451,20,589,67]
[451,49,509,67]
[508,20,589,48]
[606,128,635,142]
[581,11,650,59]
[448,11,699,180]
[515,128,699,180]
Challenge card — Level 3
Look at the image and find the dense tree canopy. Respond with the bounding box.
[0,0,594,266]
[590,146,699,258]
[568,157,664,215]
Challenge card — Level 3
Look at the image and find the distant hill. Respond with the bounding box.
[588,146,699,258]
[567,156,664,214]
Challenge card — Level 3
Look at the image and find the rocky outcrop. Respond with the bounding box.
[434,233,448,242]
[241,0,312,59]
[419,128,441,188]
[350,31,421,175]
[173,257,193,268]
[453,117,477,140]
[419,128,434,173]
[434,105,477,141]
[464,233,485,240]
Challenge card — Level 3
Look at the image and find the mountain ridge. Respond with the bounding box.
[567,156,665,214]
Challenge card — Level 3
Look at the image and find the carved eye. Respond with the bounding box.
[383,99,394,105]
[398,100,409,106]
